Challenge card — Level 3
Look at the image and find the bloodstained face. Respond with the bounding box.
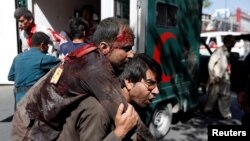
[108,25,135,73]
[17,16,33,31]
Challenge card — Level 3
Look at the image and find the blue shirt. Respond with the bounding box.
[8,47,60,88]
[58,41,86,56]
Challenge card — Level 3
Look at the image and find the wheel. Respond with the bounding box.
[149,103,173,139]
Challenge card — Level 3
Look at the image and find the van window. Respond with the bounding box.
[201,37,207,44]
[156,2,178,27]
[209,37,216,44]
[208,37,217,48]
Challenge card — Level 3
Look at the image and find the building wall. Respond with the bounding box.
[0,0,17,84]
[202,8,250,33]
[31,0,100,32]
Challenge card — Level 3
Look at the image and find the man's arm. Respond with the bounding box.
[8,58,16,81]
[113,103,138,139]
[208,49,225,82]
[104,104,139,141]
[208,53,219,83]
[41,55,60,70]
[75,98,138,141]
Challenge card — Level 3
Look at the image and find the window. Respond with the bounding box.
[156,3,178,27]
[17,0,27,7]
[201,37,207,43]
[115,0,129,20]
[208,37,217,48]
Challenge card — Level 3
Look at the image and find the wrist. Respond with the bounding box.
[114,128,126,139]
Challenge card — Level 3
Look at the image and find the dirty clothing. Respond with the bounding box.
[205,45,232,118]
[11,44,155,141]
[8,47,60,104]
[56,96,120,141]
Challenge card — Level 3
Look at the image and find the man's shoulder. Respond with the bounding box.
[35,24,50,31]
[60,41,73,47]
[35,25,54,35]
[15,51,29,59]
[28,48,57,60]
[79,96,108,115]
[82,97,104,108]
[58,41,73,52]
[211,47,223,57]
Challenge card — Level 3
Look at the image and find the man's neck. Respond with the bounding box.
[72,38,84,43]
[122,88,131,103]
[25,23,36,35]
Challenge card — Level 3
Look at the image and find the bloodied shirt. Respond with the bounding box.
[11,45,127,141]
[11,45,155,141]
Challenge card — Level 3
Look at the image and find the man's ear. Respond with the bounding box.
[99,42,111,55]
[124,79,133,90]
[39,43,47,53]
[28,18,33,24]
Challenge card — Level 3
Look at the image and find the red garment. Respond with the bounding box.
[20,24,66,52]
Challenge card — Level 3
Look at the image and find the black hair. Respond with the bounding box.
[92,17,134,46]
[31,32,50,47]
[223,35,234,44]
[14,7,34,21]
[118,53,162,87]
[223,35,236,49]
[69,17,89,39]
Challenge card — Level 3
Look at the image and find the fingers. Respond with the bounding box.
[125,104,139,123]
[124,104,133,115]
[116,103,138,122]
[114,103,139,139]
[116,103,124,116]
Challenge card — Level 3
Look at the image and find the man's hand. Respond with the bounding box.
[114,103,139,139]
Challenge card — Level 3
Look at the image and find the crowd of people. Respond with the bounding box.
[8,5,250,141]
[9,6,161,141]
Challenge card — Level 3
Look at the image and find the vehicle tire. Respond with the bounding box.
[149,103,173,139]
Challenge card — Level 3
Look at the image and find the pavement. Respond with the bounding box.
[0,85,14,141]
[0,85,245,141]
[161,92,244,141]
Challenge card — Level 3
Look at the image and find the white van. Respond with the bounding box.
[200,31,250,60]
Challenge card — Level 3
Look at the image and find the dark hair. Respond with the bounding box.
[31,32,50,46]
[223,35,236,49]
[69,17,89,39]
[223,35,234,44]
[14,7,34,21]
[81,4,94,14]
[92,17,134,46]
[118,53,162,87]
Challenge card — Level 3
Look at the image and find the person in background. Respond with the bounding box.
[237,74,250,126]
[8,32,60,108]
[204,35,236,119]
[237,34,250,126]
[80,4,98,42]
[58,17,89,59]
[11,17,155,141]
[14,7,66,56]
